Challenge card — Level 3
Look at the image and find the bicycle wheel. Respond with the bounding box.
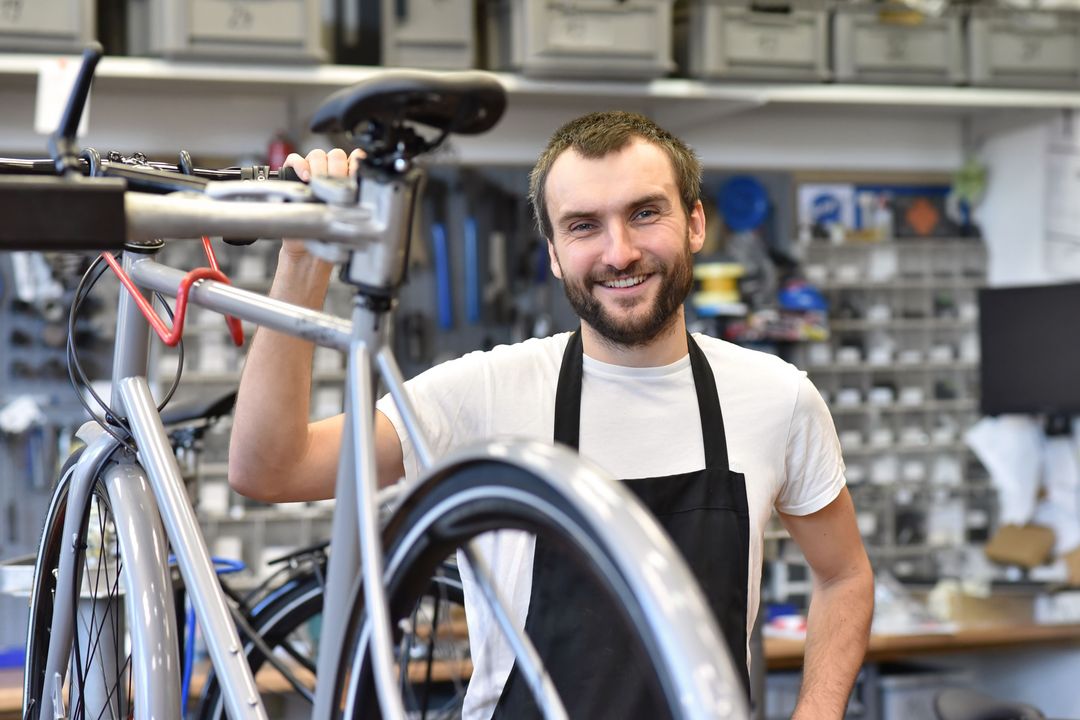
[23,452,136,720]
[333,445,747,720]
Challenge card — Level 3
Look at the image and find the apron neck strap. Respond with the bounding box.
[554,330,730,471]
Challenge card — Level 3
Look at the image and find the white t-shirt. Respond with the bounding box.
[376,332,845,719]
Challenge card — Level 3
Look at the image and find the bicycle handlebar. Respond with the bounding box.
[0,155,299,188]
[0,154,309,251]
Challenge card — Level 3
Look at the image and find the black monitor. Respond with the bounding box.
[978,282,1080,433]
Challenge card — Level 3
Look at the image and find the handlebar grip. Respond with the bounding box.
[0,175,127,251]
[278,166,302,183]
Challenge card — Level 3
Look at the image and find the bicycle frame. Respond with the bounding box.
[39,168,427,720]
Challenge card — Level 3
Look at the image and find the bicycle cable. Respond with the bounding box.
[66,253,186,451]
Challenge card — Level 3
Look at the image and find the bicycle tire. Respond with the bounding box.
[23,451,81,719]
[332,451,746,720]
[23,450,142,720]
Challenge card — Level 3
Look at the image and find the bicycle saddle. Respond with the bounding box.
[310,70,506,140]
[935,688,1045,720]
[161,390,237,428]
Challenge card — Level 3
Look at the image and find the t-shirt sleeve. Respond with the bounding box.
[775,373,846,516]
[375,350,490,483]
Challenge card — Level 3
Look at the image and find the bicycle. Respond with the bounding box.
[3,44,749,720]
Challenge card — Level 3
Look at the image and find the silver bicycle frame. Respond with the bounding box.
[41,173,422,720]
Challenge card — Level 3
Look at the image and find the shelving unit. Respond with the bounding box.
[796,237,992,579]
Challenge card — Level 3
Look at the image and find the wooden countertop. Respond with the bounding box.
[5,621,1080,715]
[765,621,1080,670]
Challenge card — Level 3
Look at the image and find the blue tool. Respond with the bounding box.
[432,222,453,330]
[464,217,481,324]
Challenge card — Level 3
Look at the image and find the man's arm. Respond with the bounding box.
[228,148,405,501]
[778,488,874,719]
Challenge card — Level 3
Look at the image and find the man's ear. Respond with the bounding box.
[547,240,563,280]
[688,200,706,255]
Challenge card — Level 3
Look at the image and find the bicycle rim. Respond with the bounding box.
[24,453,136,720]
[333,458,685,720]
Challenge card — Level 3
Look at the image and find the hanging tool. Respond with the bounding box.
[427,179,454,331]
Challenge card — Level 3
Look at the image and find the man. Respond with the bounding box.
[229,111,873,719]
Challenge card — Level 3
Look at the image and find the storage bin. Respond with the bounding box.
[765,668,870,719]
[0,0,95,53]
[127,0,325,63]
[877,662,973,720]
[968,6,1080,88]
[832,1,966,84]
[677,0,830,81]
[382,0,476,69]
[485,0,675,79]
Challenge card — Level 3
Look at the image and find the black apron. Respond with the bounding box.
[492,331,752,719]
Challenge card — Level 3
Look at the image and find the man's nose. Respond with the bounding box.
[601,224,641,270]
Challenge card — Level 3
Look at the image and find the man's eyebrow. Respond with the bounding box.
[555,193,670,227]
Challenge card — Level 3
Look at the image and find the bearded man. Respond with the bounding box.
[230,111,873,720]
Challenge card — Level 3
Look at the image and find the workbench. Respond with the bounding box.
[4,621,1080,718]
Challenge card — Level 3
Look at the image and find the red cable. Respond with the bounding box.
[101,243,245,348]
[201,236,245,346]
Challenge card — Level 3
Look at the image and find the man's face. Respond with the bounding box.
[544,138,705,348]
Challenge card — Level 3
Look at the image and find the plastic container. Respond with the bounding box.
[877,662,973,720]
[832,1,966,84]
[677,0,830,81]
[968,6,1080,88]
[485,0,675,79]
[382,0,476,69]
[127,0,325,63]
[0,0,95,53]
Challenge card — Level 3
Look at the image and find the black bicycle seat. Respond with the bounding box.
[310,70,507,138]
[935,688,1045,720]
[161,390,237,428]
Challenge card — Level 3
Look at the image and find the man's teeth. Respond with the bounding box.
[603,275,646,289]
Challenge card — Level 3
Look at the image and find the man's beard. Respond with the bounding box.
[558,240,695,349]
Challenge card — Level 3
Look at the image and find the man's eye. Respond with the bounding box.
[570,222,595,233]
[634,209,658,221]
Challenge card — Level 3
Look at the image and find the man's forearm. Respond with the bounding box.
[229,248,334,499]
[792,568,874,719]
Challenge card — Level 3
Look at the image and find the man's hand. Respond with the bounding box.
[280,147,364,260]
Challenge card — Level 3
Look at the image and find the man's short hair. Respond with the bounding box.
[529,111,703,240]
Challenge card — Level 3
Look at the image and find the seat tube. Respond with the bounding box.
[313,296,398,718]
[110,243,161,406]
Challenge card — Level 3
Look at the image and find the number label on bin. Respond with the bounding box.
[189,0,306,42]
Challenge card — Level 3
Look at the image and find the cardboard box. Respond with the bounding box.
[984,524,1056,569]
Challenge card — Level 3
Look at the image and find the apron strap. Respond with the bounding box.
[554,329,731,473]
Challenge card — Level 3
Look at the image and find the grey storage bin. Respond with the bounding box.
[968,6,1080,88]
[0,0,95,53]
[877,662,972,720]
[677,0,830,81]
[832,1,966,84]
[765,668,870,719]
[382,0,476,69]
[127,0,325,63]
[485,0,675,79]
